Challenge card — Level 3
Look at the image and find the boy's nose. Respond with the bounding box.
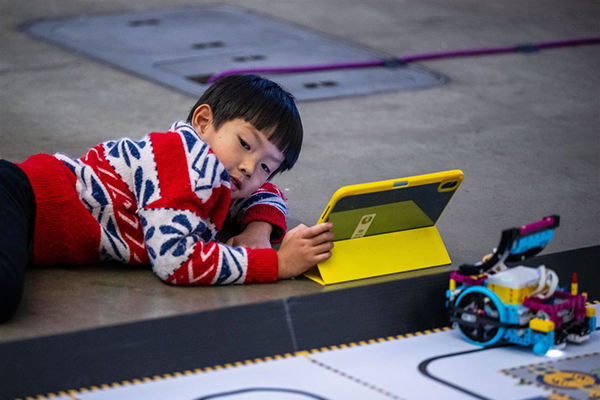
[240,163,254,178]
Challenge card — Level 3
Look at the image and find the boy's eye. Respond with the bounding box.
[239,138,250,150]
[261,164,271,174]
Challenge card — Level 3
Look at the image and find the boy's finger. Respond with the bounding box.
[312,251,332,264]
[313,241,334,254]
[291,223,307,232]
[310,231,335,245]
[302,222,333,238]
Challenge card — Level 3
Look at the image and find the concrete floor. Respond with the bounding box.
[0,0,598,342]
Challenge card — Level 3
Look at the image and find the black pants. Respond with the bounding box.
[0,159,36,322]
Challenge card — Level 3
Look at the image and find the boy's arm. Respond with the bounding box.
[227,182,288,246]
[139,199,333,285]
[225,221,273,249]
[139,199,279,285]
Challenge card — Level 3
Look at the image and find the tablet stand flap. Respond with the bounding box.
[305,226,451,285]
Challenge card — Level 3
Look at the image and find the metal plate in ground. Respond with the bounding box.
[21,6,446,102]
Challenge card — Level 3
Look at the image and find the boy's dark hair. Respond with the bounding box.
[187,74,303,175]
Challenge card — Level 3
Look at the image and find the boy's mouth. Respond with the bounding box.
[230,176,242,192]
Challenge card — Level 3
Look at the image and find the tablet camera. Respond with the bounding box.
[441,181,458,189]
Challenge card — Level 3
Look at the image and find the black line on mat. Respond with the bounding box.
[194,387,331,399]
[418,346,509,400]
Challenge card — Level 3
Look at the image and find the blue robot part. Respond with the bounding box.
[453,286,507,347]
[510,229,554,256]
[503,327,555,356]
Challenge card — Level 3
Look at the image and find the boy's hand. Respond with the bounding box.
[277,223,334,279]
[226,221,273,249]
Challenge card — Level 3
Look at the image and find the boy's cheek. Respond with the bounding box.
[230,178,264,199]
[240,180,268,198]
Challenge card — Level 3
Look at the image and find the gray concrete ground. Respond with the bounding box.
[1,0,598,341]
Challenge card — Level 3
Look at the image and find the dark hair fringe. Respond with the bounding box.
[187,75,303,175]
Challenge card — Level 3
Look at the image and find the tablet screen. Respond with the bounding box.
[325,181,458,241]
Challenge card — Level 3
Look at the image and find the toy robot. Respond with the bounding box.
[446,215,597,355]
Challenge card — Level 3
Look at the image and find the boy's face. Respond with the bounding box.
[192,106,284,199]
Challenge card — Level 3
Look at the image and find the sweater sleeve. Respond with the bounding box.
[227,182,288,243]
[138,128,278,285]
[139,198,278,285]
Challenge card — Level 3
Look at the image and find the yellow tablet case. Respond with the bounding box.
[304,170,463,285]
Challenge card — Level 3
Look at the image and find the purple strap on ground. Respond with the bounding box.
[207,36,600,84]
[207,60,384,83]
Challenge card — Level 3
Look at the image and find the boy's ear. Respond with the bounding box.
[191,104,213,135]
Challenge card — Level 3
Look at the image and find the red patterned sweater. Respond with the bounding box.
[18,121,287,285]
